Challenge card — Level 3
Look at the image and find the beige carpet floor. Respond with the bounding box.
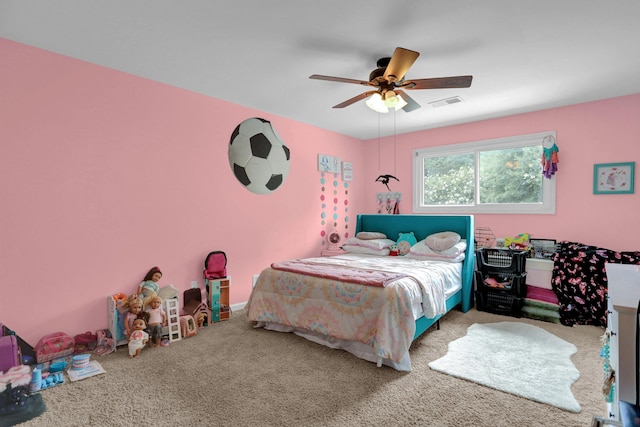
[20,308,607,427]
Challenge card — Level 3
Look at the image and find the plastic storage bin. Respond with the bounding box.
[474,249,528,317]
[474,272,527,317]
[476,248,528,275]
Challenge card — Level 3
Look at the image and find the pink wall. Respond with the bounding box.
[2,37,639,346]
[364,94,640,252]
[0,39,366,345]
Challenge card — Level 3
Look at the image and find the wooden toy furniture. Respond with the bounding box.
[206,277,230,322]
[163,297,181,343]
[179,315,197,338]
[183,288,212,327]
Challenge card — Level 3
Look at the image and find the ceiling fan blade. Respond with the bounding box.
[309,74,372,86]
[395,90,421,112]
[383,47,419,83]
[404,75,473,90]
[333,91,377,108]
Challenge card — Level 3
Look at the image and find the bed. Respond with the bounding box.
[245,214,475,371]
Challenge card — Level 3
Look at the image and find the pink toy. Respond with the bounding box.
[180,315,197,338]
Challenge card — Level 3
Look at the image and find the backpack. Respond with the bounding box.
[203,251,227,280]
[93,329,115,356]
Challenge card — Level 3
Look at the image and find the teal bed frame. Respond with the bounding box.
[354,214,475,340]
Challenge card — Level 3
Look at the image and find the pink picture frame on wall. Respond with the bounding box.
[593,162,635,194]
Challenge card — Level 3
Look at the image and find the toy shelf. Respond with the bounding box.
[107,295,128,346]
[207,277,231,322]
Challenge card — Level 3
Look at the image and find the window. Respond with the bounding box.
[413,131,556,214]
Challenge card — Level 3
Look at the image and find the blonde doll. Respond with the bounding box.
[124,297,144,340]
[146,296,166,348]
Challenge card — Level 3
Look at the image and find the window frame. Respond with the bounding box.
[412,131,556,215]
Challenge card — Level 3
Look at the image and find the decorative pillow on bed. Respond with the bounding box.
[406,240,467,262]
[425,231,462,251]
[343,237,396,250]
[355,231,387,240]
[396,232,418,255]
[342,245,390,256]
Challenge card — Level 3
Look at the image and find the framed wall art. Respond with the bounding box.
[341,162,353,181]
[593,162,635,194]
[318,154,341,173]
[529,238,558,259]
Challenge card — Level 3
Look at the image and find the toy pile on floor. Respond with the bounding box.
[0,365,46,427]
[1,323,110,426]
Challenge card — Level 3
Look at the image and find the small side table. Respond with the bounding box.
[321,249,346,257]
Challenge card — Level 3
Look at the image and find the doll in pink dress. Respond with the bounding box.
[124,297,145,341]
[128,318,148,358]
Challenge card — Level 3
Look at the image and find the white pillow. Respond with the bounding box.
[343,237,396,250]
[406,240,467,262]
[425,231,462,251]
[355,231,387,240]
[342,245,390,256]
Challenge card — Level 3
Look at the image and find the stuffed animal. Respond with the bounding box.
[396,232,417,256]
[196,312,207,328]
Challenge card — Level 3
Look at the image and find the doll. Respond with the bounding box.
[124,297,144,340]
[128,318,148,358]
[138,266,162,307]
[145,296,167,348]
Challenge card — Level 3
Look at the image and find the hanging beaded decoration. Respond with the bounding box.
[320,171,350,245]
[599,331,615,403]
[542,135,559,179]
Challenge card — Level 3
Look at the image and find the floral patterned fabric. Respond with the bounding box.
[552,242,640,327]
[246,255,460,367]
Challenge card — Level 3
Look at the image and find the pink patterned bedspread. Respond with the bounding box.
[271,259,406,287]
[246,255,457,367]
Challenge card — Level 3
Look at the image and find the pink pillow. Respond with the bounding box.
[355,231,387,240]
[425,231,461,251]
[343,237,395,250]
[342,245,390,256]
[406,240,467,263]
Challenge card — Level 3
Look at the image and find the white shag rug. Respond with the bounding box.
[428,321,581,413]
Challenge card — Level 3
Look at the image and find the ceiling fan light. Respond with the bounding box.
[365,93,389,113]
[394,94,408,111]
[383,91,399,108]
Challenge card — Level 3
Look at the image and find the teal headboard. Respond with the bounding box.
[355,214,475,312]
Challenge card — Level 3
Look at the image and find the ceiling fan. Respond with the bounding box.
[309,47,472,113]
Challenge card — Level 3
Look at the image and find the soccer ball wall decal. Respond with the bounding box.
[228,118,291,195]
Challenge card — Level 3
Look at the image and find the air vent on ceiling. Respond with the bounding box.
[429,96,464,108]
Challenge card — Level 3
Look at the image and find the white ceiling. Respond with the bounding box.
[2,1,639,140]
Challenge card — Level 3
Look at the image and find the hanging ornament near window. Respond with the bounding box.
[541,135,559,179]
